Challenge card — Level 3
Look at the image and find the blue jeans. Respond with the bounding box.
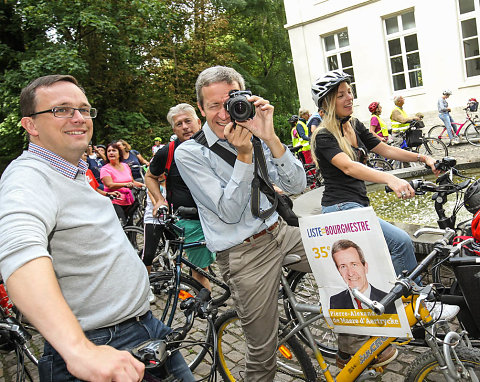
[322,202,418,277]
[38,311,194,382]
[439,113,457,139]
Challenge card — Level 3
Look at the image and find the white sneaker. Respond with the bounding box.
[148,287,156,304]
[425,301,459,321]
[454,137,461,144]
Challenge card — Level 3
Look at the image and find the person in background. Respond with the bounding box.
[145,103,215,290]
[100,142,144,225]
[152,137,164,155]
[295,108,312,164]
[81,152,119,198]
[0,74,193,381]
[307,107,325,134]
[94,144,107,163]
[438,90,459,144]
[85,144,104,190]
[368,102,389,142]
[117,139,149,181]
[390,95,423,137]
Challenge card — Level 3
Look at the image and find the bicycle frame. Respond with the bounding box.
[156,217,230,326]
[278,260,471,381]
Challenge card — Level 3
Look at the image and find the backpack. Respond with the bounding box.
[164,141,175,179]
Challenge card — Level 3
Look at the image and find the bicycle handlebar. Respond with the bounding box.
[356,228,457,315]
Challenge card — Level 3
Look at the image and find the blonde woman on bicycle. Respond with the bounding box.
[309,70,451,366]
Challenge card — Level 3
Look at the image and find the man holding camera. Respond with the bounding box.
[175,66,310,381]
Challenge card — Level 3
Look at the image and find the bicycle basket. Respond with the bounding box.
[406,128,423,147]
[468,101,479,112]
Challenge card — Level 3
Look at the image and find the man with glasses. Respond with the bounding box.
[0,75,193,381]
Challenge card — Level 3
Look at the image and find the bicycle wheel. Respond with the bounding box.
[149,271,211,372]
[465,122,480,147]
[417,137,448,158]
[123,226,145,258]
[215,309,317,382]
[405,346,480,381]
[428,124,452,146]
[367,158,393,171]
[285,271,338,358]
[304,165,319,190]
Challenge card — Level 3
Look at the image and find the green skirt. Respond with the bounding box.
[176,219,216,269]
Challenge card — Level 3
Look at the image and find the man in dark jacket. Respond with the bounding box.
[329,239,395,314]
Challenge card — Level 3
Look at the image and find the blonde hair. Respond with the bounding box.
[298,107,309,118]
[311,83,356,164]
[117,139,131,152]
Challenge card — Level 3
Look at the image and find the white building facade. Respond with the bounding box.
[284,0,480,125]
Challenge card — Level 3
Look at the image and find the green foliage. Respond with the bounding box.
[0,0,299,165]
[273,113,294,146]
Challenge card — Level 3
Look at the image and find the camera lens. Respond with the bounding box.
[225,90,255,122]
[233,101,249,121]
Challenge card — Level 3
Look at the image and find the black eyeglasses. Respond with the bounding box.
[29,106,97,119]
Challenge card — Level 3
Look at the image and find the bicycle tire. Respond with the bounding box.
[405,346,480,381]
[285,271,338,358]
[367,158,393,171]
[465,122,480,147]
[417,137,448,158]
[215,309,317,381]
[304,165,320,190]
[428,124,452,146]
[123,226,145,259]
[149,271,211,372]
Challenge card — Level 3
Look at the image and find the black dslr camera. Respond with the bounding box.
[224,90,255,122]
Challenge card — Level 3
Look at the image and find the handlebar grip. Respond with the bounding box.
[374,283,406,315]
[176,206,198,218]
[385,179,424,194]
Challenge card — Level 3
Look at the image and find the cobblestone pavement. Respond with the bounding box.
[1,141,479,381]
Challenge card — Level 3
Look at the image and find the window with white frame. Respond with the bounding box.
[458,0,480,77]
[323,30,357,97]
[384,10,422,91]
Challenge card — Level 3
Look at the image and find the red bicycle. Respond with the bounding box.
[428,99,480,147]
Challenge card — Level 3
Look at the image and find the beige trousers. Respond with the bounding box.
[216,218,311,382]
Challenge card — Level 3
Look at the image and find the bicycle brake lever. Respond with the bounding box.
[414,285,433,319]
[351,288,383,313]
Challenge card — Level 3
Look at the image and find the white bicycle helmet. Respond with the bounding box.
[443,89,452,96]
[311,70,351,108]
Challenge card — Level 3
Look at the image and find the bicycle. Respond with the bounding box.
[365,154,393,171]
[388,120,449,169]
[288,145,324,190]
[428,101,480,147]
[0,281,39,382]
[132,288,219,381]
[216,231,480,381]
[147,206,231,372]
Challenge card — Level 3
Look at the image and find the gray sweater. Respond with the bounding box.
[0,151,149,331]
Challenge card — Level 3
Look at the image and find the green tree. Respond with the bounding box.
[0,0,299,169]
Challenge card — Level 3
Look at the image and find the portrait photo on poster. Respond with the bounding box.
[299,207,412,338]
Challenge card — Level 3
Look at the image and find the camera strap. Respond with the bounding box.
[193,130,278,220]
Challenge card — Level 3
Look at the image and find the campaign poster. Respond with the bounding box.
[299,207,411,338]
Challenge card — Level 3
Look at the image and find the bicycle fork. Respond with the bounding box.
[437,330,479,382]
